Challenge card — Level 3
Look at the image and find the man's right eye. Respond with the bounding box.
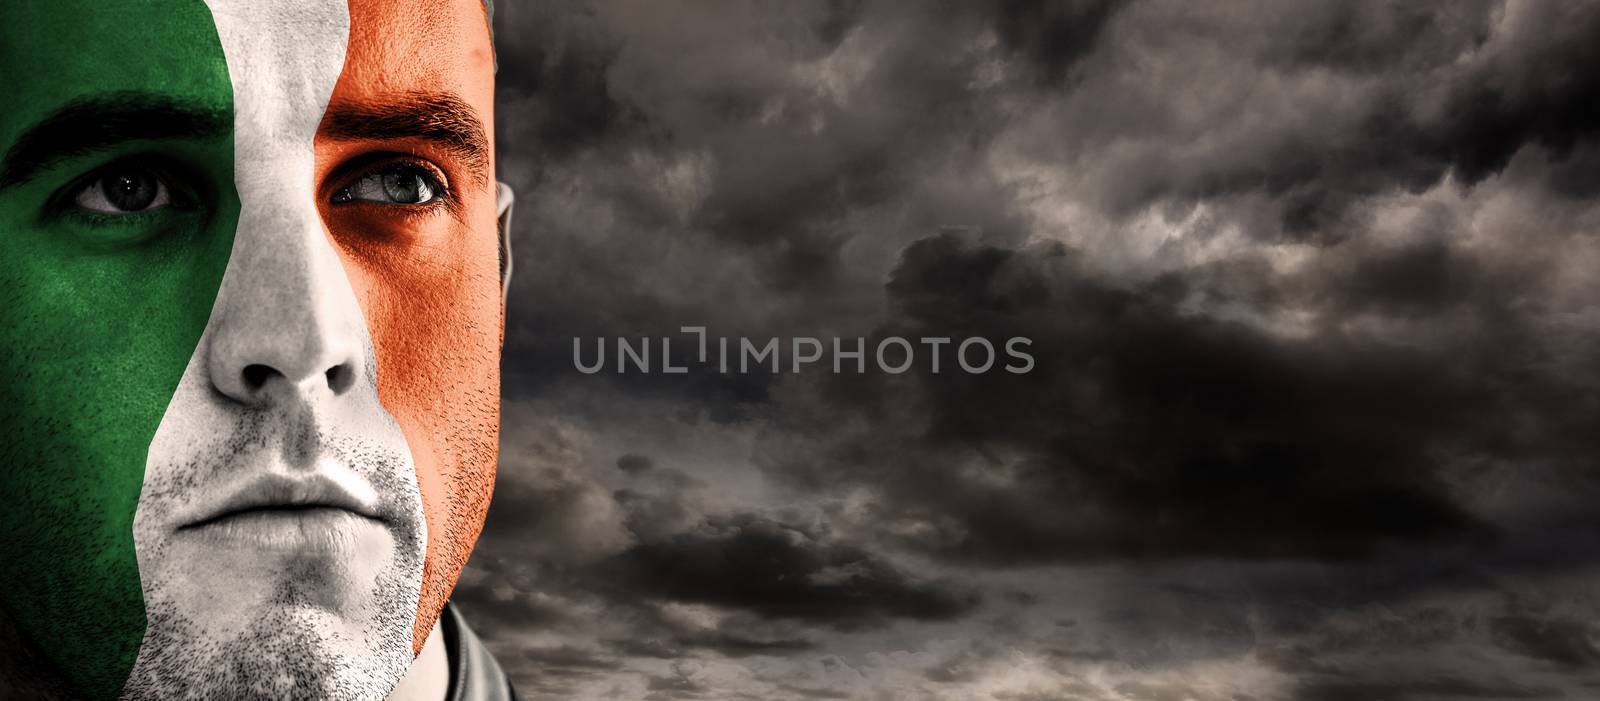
[72,168,174,214]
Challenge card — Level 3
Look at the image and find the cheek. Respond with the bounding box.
[0,209,232,696]
[321,206,502,649]
[364,252,501,512]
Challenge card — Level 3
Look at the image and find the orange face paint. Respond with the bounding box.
[314,0,501,653]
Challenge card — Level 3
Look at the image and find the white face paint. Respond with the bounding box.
[125,2,427,698]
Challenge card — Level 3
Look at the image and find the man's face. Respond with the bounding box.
[0,1,502,698]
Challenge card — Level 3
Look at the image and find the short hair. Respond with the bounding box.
[483,0,496,70]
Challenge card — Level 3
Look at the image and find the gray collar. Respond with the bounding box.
[441,602,519,701]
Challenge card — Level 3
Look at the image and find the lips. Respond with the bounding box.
[179,471,384,533]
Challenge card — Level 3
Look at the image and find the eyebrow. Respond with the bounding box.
[0,92,230,189]
[319,91,491,187]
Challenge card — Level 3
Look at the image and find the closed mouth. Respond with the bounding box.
[178,472,384,532]
[182,503,378,530]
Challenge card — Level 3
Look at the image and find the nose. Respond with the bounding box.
[204,192,365,406]
[213,326,359,403]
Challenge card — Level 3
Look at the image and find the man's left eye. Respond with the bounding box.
[333,165,444,205]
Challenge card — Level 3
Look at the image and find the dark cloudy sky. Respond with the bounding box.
[453,2,1600,698]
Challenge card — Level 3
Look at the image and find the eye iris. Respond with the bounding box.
[381,172,432,204]
[101,172,159,211]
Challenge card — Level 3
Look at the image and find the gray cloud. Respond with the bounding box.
[462,1,1600,698]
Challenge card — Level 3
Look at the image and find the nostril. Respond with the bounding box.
[242,364,277,390]
[325,364,355,394]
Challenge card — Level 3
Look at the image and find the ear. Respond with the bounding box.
[496,181,515,302]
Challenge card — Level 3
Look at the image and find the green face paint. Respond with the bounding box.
[0,2,237,697]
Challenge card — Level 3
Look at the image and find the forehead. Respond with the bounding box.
[0,1,231,139]
[0,0,493,139]
[342,0,494,96]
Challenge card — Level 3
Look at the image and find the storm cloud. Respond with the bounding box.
[459,1,1600,699]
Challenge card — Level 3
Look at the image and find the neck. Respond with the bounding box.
[385,619,450,701]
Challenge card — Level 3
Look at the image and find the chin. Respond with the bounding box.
[120,568,419,701]
[123,508,425,701]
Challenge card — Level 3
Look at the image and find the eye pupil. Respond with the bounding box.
[101,172,159,211]
[381,172,432,204]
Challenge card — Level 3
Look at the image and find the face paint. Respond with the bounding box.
[0,1,500,698]
[316,0,503,655]
[0,2,237,697]
[122,1,430,698]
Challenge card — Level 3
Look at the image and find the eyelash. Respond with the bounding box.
[53,157,199,215]
[330,158,453,208]
[50,155,454,231]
